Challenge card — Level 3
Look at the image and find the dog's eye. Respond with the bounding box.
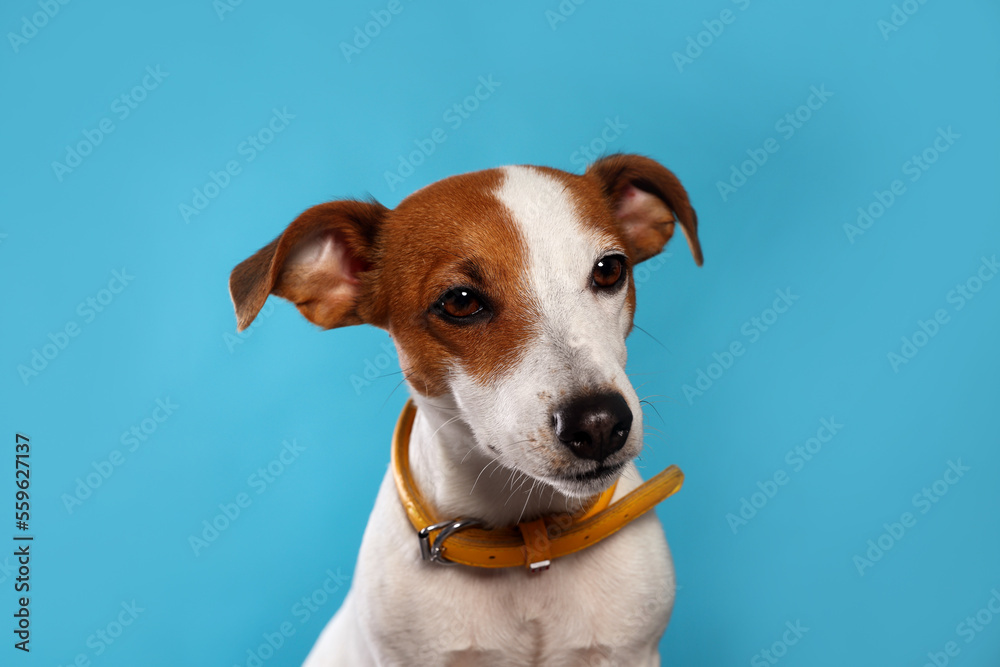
[592,255,626,289]
[434,288,486,321]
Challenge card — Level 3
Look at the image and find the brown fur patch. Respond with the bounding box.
[361,169,540,397]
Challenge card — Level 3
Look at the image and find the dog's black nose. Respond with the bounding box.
[553,392,633,462]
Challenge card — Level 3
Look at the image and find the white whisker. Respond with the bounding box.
[429,415,462,443]
[517,480,537,524]
[471,457,501,494]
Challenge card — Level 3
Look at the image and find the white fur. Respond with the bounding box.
[302,167,675,666]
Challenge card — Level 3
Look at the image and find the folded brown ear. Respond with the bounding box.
[586,154,703,266]
[229,199,387,331]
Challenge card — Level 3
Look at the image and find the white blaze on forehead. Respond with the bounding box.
[496,166,620,312]
[493,166,632,381]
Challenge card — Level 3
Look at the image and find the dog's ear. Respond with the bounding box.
[586,154,703,266]
[229,200,388,332]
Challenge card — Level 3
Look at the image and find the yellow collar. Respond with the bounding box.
[391,399,685,571]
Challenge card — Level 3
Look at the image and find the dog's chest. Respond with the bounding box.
[356,486,674,667]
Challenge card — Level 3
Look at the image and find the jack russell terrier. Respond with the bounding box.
[230,153,703,666]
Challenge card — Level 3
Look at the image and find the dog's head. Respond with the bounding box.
[231,154,701,498]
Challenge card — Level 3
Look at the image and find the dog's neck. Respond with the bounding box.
[406,392,587,528]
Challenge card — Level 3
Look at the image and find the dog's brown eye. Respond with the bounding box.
[592,255,625,289]
[436,288,484,320]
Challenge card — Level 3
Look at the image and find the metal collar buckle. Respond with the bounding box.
[418,518,483,565]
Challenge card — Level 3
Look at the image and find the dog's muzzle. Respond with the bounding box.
[392,399,685,572]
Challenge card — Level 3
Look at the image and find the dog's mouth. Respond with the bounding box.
[544,460,627,496]
[549,461,628,498]
[565,460,626,483]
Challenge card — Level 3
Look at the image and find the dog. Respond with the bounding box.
[229,153,703,666]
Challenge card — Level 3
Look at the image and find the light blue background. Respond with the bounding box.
[3,0,999,665]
